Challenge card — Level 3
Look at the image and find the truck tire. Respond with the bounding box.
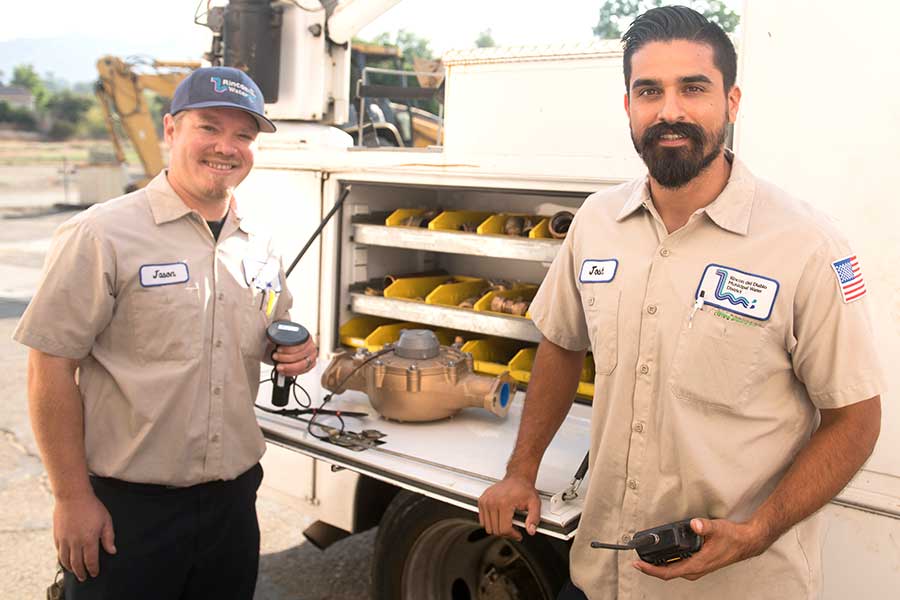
[370,490,569,600]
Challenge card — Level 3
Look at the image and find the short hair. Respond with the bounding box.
[621,5,737,94]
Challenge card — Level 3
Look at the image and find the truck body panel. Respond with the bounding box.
[238,3,899,595]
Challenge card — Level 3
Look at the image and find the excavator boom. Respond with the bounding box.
[95,56,199,190]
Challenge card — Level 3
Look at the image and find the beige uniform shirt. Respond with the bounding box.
[14,172,291,486]
[530,157,882,599]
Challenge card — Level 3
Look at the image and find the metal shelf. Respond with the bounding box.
[350,294,542,343]
[352,224,562,263]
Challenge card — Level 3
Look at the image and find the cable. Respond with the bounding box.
[285,185,352,278]
[256,345,394,440]
[590,533,659,551]
[289,0,326,13]
[193,0,209,26]
[331,346,394,392]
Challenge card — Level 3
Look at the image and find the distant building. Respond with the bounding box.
[0,86,35,111]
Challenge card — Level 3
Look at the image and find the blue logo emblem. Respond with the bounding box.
[713,268,757,310]
[211,76,228,93]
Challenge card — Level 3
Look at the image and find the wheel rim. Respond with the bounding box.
[401,519,550,600]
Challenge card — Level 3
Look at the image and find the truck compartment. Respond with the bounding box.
[256,176,604,536]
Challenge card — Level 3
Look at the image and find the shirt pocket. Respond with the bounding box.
[581,288,620,375]
[668,307,767,412]
[240,287,271,359]
[128,286,202,362]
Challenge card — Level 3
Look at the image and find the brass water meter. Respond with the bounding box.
[322,330,515,422]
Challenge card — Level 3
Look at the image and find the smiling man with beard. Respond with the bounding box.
[479,6,882,600]
[14,67,318,599]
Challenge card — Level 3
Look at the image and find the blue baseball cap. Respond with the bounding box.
[170,66,276,133]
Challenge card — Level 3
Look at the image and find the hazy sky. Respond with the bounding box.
[2,1,742,83]
[2,0,745,50]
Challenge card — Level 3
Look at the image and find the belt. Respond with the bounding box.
[89,463,262,495]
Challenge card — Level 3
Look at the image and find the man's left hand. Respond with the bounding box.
[271,337,318,376]
[633,518,769,581]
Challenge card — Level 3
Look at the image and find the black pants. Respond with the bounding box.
[64,463,263,600]
[558,579,589,600]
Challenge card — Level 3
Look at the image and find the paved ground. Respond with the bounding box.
[0,172,374,599]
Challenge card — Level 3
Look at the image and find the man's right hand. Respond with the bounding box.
[478,474,542,541]
[54,492,116,581]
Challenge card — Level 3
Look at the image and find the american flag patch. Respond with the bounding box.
[831,255,867,303]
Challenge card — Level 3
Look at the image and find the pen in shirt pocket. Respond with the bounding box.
[265,289,278,317]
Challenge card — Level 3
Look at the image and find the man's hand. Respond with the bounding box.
[272,337,318,376]
[54,492,116,581]
[478,475,542,542]
[633,517,768,581]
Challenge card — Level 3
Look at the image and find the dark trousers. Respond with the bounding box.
[558,579,590,600]
[64,463,263,600]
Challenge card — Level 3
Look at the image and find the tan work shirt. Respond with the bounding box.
[530,157,882,599]
[14,172,291,486]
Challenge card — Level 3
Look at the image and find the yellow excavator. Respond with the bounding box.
[94,56,200,190]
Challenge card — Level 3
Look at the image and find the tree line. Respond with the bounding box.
[0,64,105,141]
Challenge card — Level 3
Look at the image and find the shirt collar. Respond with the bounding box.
[146,171,193,225]
[702,156,756,236]
[615,153,757,236]
[146,171,257,233]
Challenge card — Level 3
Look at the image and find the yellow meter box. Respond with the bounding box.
[462,338,531,376]
[509,348,595,398]
[477,213,551,239]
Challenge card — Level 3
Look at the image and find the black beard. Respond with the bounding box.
[632,119,726,189]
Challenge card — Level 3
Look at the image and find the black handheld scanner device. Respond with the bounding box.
[266,320,310,407]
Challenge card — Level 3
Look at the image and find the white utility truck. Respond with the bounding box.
[202,1,900,597]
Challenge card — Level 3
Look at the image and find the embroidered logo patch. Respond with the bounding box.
[242,258,282,292]
[579,259,618,283]
[695,264,779,320]
[139,262,189,287]
[210,76,258,100]
[831,255,866,303]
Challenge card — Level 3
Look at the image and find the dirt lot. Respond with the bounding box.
[0,140,118,207]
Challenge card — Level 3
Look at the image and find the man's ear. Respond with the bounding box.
[727,85,742,124]
[623,92,631,117]
[163,113,176,145]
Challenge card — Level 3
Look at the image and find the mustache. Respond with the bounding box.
[640,121,705,149]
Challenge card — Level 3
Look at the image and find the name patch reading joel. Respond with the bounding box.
[695,264,779,321]
[139,262,189,287]
[579,259,619,283]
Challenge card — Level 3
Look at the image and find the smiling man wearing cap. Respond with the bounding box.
[14,66,316,599]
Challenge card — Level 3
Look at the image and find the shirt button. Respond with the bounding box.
[628,479,638,490]
[587,297,595,306]
[215,340,223,348]
[213,387,221,395]
[211,433,220,442]
[659,247,671,257]
[639,364,650,375]
[633,422,644,433]
[621,534,631,544]
[646,305,657,315]
[217,292,224,301]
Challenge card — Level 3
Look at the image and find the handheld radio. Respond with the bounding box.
[590,519,703,566]
[266,320,310,407]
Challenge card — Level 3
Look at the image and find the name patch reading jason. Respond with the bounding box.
[695,264,779,321]
[139,262,189,287]
[579,259,618,283]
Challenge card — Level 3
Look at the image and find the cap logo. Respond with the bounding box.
[209,76,258,100]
